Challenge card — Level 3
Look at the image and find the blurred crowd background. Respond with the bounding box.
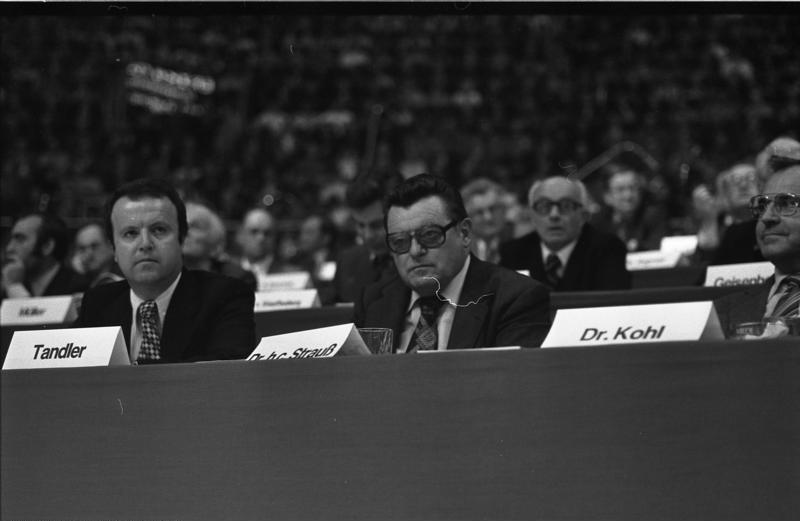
[2,12,799,256]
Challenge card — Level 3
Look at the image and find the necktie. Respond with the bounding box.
[767,277,800,319]
[407,296,444,353]
[544,253,561,289]
[137,300,161,363]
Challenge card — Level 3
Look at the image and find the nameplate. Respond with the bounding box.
[516,270,530,277]
[626,250,682,271]
[0,296,77,326]
[660,235,698,256]
[704,261,773,287]
[248,323,371,361]
[253,289,320,312]
[257,271,312,291]
[541,301,724,347]
[2,326,130,370]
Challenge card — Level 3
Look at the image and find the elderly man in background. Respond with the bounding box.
[500,176,631,291]
[3,213,90,299]
[183,201,257,292]
[355,173,550,352]
[459,177,513,264]
[235,207,297,281]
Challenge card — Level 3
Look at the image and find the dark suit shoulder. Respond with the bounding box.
[498,231,540,269]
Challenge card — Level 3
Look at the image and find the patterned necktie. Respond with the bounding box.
[768,277,800,319]
[544,253,561,289]
[407,296,444,353]
[137,300,161,363]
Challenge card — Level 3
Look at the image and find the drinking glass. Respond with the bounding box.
[357,328,393,354]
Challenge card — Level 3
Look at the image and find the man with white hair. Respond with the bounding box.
[499,175,630,291]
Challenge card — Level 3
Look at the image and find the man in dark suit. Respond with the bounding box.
[332,177,397,303]
[354,174,550,352]
[2,213,90,299]
[714,164,800,338]
[499,176,631,291]
[74,179,255,363]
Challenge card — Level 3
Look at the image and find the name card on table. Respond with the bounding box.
[541,301,724,348]
[626,250,682,271]
[0,296,77,326]
[660,235,699,256]
[248,323,371,361]
[317,261,337,282]
[254,289,320,312]
[704,261,773,287]
[257,271,312,292]
[2,326,130,370]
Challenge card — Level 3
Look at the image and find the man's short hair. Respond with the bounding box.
[384,174,468,229]
[527,176,592,208]
[104,178,188,243]
[599,163,644,191]
[460,177,506,202]
[20,212,71,262]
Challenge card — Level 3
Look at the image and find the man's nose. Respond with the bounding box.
[138,230,154,249]
[760,203,782,222]
[408,237,427,257]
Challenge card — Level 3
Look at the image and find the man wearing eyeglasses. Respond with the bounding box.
[499,176,630,291]
[353,174,551,352]
[714,164,800,338]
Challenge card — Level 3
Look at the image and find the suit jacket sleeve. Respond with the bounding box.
[591,232,632,290]
[493,276,551,347]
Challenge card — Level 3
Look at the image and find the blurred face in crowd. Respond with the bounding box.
[111,196,183,300]
[238,209,275,262]
[183,203,225,262]
[719,164,759,213]
[464,189,505,240]
[530,177,587,252]
[605,170,642,216]
[352,200,386,255]
[75,223,114,276]
[386,195,471,296]
[4,215,48,276]
[298,215,322,254]
[755,167,800,274]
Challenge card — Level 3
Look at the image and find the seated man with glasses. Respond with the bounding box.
[714,163,800,338]
[353,173,551,352]
[499,175,630,291]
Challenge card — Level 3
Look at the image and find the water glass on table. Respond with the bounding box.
[357,328,394,354]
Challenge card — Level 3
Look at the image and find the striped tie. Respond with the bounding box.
[137,300,161,363]
[770,277,800,319]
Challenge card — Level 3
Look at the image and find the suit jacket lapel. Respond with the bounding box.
[112,284,134,356]
[448,257,492,349]
[161,271,196,360]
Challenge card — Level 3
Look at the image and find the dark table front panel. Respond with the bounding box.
[2,341,798,521]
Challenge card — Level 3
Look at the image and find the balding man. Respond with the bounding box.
[500,176,630,291]
[235,207,296,279]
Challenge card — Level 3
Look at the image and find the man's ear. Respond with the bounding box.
[459,218,472,246]
[40,238,55,258]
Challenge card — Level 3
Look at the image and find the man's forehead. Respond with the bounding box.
[387,196,448,229]
[467,190,499,208]
[765,167,800,192]
[244,210,272,229]
[112,196,178,222]
[535,179,580,200]
[13,215,42,234]
[77,225,104,242]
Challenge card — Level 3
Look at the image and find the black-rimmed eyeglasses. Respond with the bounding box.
[749,192,800,218]
[386,220,458,254]
[531,198,583,216]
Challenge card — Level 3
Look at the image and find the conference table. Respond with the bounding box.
[3,339,798,520]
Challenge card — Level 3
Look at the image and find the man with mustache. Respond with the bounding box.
[354,174,550,352]
[74,179,256,363]
[499,176,631,291]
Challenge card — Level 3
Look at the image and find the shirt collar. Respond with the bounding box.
[130,271,182,315]
[540,239,578,267]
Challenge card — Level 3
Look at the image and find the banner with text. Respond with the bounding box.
[3,326,130,370]
[248,323,371,361]
[541,301,724,348]
[0,296,77,326]
[254,289,320,312]
[704,261,773,287]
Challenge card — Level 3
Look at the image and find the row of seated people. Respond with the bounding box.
[2,146,798,363]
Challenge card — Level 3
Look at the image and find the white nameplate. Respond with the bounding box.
[541,301,724,348]
[257,271,312,292]
[0,296,78,326]
[626,250,682,271]
[660,235,698,256]
[2,326,130,370]
[516,270,530,277]
[704,261,773,287]
[248,323,371,361]
[253,289,320,312]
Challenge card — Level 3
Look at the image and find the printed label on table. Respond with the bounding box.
[626,250,682,271]
[248,323,370,361]
[257,271,312,292]
[0,296,77,326]
[3,326,130,369]
[254,290,320,312]
[704,261,773,287]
